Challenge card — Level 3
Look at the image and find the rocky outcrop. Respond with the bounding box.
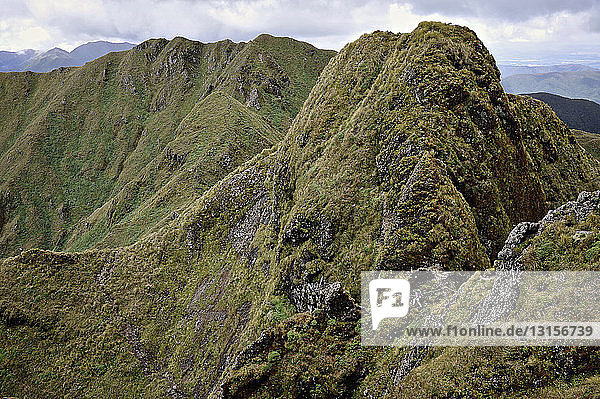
[541,190,600,225]
[495,190,600,270]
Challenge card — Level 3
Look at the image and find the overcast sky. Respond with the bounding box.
[1,0,600,65]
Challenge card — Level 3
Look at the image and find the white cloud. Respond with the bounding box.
[0,0,599,65]
[0,16,54,50]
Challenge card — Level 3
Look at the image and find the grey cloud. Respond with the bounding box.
[10,0,390,47]
[405,0,599,21]
[587,5,600,32]
[0,0,31,17]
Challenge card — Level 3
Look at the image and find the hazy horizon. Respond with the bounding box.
[3,38,600,68]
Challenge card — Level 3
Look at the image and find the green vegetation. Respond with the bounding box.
[0,34,334,256]
[1,21,600,398]
[509,94,600,207]
[573,129,600,160]
[65,90,283,250]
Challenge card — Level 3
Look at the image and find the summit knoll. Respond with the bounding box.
[1,22,600,398]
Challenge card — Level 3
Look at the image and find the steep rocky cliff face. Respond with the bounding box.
[1,22,600,398]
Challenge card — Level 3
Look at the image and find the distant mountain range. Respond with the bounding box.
[0,49,38,71]
[502,70,600,104]
[0,41,135,72]
[523,92,600,134]
[498,64,597,78]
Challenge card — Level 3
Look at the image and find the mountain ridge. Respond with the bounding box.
[0,34,335,256]
[499,63,597,77]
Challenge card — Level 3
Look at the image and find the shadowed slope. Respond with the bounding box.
[523,92,600,134]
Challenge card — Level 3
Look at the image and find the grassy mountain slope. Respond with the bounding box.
[221,23,600,397]
[508,94,600,205]
[573,129,600,160]
[64,90,282,250]
[0,35,335,257]
[382,190,600,398]
[1,22,600,398]
[502,70,600,103]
